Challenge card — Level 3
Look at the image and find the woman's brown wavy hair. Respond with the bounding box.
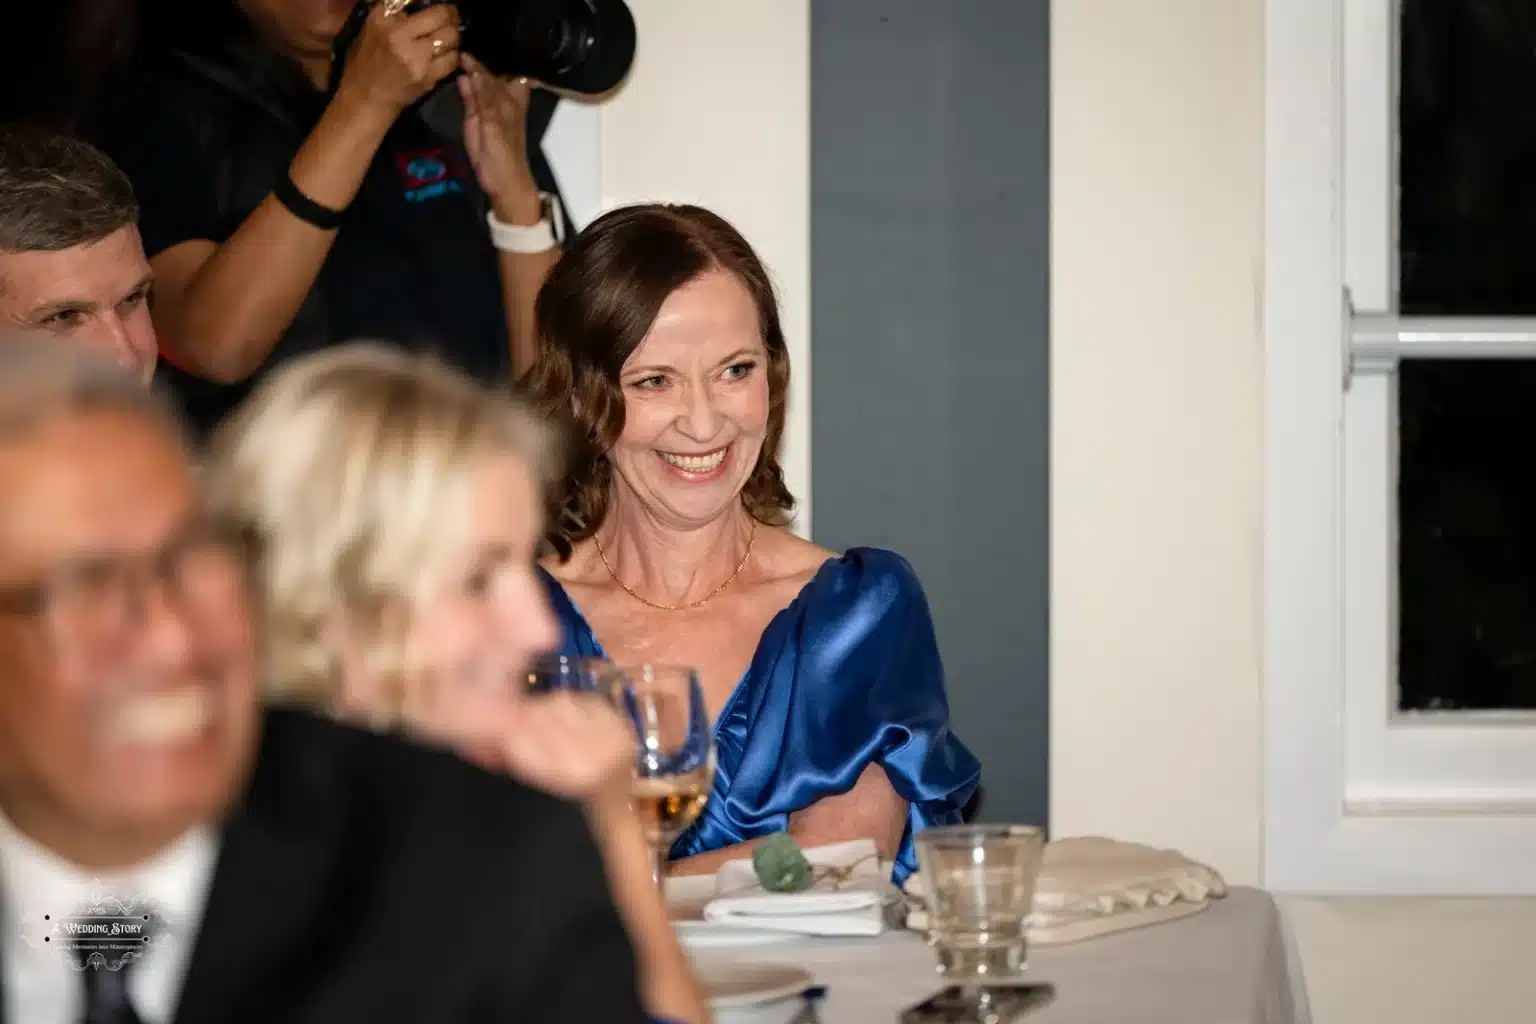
[523,203,795,560]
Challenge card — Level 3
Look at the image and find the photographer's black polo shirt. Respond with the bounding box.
[86,51,564,436]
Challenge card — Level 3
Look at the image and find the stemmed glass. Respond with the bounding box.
[524,653,611,694]
[601,664,716,889]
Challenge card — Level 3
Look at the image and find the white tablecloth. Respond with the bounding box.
[695,887,1310,1024]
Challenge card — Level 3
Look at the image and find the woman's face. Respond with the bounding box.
[607,269,771,531]
[332,452,560,750]
[408,453,560,696]
[237,0,357,59]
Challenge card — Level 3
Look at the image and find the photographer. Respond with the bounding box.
[83,0,567,434]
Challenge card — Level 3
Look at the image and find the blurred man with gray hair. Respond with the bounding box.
[0,126,157,382]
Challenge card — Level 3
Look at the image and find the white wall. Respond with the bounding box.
[1051,2,1536,1023]
[1051,0,1265,882]
[593,0,812,534]
[540,101,600,233]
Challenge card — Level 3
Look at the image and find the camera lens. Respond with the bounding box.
[514,1,598,76]
[335,0,634,97]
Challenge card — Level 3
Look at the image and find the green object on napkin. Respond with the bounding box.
[752,833,815,892]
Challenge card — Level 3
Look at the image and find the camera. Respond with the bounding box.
[332,0,635,97]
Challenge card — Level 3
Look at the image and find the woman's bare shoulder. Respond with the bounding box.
[755,526,838,584]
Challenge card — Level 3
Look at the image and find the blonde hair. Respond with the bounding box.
[204,343,558,712]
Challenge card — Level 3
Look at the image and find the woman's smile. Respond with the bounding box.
[656,443,733,481]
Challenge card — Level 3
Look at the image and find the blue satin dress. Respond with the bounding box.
[539,546,982,884]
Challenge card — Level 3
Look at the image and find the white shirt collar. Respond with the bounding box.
[0,809,214,930]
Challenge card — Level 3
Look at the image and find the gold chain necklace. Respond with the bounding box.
[594,520,757,612]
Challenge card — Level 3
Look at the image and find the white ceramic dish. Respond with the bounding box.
[695,961,815,1010]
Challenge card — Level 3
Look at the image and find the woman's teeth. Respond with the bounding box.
[660,448,726,473]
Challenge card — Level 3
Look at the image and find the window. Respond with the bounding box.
[1266,0,1536,894]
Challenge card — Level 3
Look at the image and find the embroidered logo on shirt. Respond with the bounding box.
[396,148,466,203]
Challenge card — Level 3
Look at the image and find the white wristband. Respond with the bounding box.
[487,192,565,254]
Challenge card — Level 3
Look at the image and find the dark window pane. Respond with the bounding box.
[1399,360,1536,710]
[1400,0,1536,313]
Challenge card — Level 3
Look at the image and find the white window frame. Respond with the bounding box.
[1266,0,1536,895]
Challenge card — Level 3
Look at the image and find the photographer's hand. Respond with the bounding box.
[459,53,560,378]
[458,54,541,221]
[334,2,463,121]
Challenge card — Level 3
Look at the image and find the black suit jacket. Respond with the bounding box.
[1,707,648,1023]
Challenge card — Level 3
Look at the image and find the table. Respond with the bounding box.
[694,887,1311,1024]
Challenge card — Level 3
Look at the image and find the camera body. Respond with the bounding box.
[332,0,635,97]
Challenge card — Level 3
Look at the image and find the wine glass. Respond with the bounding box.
[602,664,716,888]
[524,653,611,694]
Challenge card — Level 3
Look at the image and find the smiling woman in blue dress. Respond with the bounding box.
[524,203,982,883]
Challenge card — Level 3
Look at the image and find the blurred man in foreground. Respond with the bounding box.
[0,343,646,1023]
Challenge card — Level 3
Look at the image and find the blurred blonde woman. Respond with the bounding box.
[204,343,706,1024]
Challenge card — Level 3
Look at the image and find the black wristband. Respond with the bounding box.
[273,175,346,231]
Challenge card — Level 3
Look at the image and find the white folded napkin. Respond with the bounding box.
[701,838,889,937]
[903,835,1227,946]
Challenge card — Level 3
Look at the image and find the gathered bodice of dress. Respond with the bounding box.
[539,547,982,883]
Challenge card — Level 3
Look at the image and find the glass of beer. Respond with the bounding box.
[603,664,715,889]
